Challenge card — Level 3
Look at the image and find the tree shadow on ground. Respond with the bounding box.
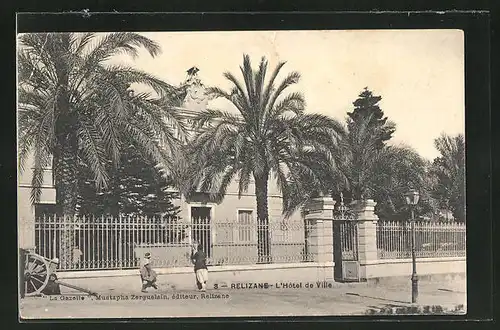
[365,303,465,315]
[345,292,409,304]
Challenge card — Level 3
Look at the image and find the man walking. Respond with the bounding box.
[140,253,158,293]
[191,244,208,291]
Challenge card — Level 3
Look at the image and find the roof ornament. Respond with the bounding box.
[187,66,199,76]
[185,66,203,87]
[182,66,209,112]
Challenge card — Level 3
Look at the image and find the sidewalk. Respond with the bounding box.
[19,274,466,319]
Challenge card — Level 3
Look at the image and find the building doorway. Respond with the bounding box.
[190,206,212,258]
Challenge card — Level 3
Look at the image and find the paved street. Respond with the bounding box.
[20,276,466,318]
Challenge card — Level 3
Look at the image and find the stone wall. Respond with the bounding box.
[57,257,464,290]
[363,257,466,279]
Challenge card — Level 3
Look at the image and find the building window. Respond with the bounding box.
[35,203,56,219]
[238,210,253,242]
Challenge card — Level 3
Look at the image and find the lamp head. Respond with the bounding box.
[404,189,420,206]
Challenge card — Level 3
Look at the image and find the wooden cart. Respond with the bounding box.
[20,248,98,297]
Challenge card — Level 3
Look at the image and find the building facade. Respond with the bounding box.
[18,70,303,266]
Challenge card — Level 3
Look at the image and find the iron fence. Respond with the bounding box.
[376,221,466,259]
[33,216,466,271]
[34,215,315,271]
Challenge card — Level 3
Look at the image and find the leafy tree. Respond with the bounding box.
[17,32,186,217]
[77,142,181,219]
[77,142,186,247]
[187,55,346,262]
[370,145,438,221]
[429,134,466,222]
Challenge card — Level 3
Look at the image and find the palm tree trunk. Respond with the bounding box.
[255,173,271,263]
[54,133,79,269]
[54,34,77,269]
[56,138,79,216]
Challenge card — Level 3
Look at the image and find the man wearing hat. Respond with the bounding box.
[42,258,61,295]
[140,252,158,293]
[142,252,151,266]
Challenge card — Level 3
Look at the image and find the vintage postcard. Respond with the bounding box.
[17,29,466,319]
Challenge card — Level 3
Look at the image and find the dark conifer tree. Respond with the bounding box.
[347,87,395,149]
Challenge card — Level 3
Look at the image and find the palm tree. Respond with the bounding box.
[344,112,386,200]
[316,111,435,219]
[18,32,186,217]
[17,33,186,267]
[188,55,346,262]
[430,134,465,222]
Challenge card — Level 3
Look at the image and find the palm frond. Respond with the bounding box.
[237,158,252,198]
[88,104,122,168]
[254,57,268,108]
[84,32,161,62]
[104,66,177,98]
[192,108,241,130]
[239,54,256,106]
[265,71,301,114]
[205,86,231,99]
[222,71,251,117]
[118,119,174,177]
[130,97,181,155]
[270,92,305,116]
[18,128,35,174]
[70,33,97,55]
[18,33,58,84]
[71,33,163,99]
[29,130,52,205]
[17,50,56,90]
[261,61,286,110]
[75,115,110,190]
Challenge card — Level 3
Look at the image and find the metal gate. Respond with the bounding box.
[333,196,359,282]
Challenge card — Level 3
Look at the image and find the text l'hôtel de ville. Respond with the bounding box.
[214,281,335,290]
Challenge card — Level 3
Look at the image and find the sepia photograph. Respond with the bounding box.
[17,29,466,319]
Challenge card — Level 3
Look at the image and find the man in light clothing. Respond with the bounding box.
[190,244,208,291]
[72,246,82,269]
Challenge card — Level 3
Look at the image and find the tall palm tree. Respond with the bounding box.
[18,32,187,217]
[344,112,385,200]
[188,55,346,262]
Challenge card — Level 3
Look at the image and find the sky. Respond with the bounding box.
[110,30,465,161]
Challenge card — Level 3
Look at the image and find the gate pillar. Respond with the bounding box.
[351,199,379,281]
[304,196,336,281]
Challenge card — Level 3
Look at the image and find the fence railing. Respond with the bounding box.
[376,221,466,259]
[34,215,314,271]
[33,216,467,271]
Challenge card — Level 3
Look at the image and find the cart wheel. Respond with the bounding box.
[24,253,49,297]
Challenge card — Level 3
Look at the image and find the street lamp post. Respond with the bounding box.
[404,189,420,304]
